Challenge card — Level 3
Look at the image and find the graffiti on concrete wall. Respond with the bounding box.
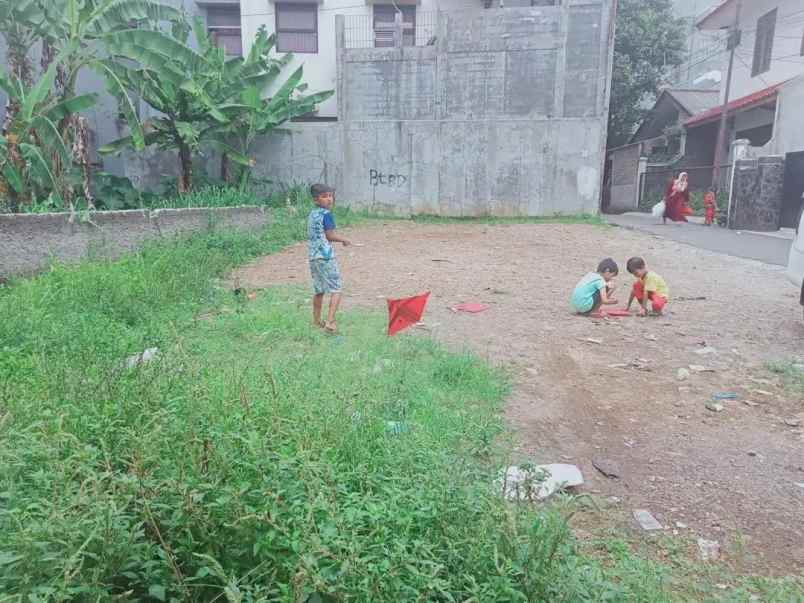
[369,169,408,188]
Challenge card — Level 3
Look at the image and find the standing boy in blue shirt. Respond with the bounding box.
[308,184,351,333]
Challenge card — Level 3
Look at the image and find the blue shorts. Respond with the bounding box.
[309,259,342,294]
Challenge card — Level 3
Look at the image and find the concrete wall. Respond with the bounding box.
[772,75,804,157]
[323,2,613,215]
[607,143,642,212]
[0,207,268,278]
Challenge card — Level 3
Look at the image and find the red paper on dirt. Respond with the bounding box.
[387,292,430,336]
[594,309,632,317]
[451,303,490,314]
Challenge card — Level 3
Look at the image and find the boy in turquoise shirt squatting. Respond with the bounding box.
[571,258,619,315]
[308,184,351,334]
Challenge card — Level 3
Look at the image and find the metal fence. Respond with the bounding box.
[342,12,437,49]
[638,165,732,214]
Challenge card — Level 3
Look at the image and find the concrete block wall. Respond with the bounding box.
[332,3,615,216]
[0,207,268,278]
[607,143,643,212]
[250,3,614,216]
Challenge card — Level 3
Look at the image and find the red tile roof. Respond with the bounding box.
[684,82,783,128]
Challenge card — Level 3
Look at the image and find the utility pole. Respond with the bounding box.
[712,0,742,191]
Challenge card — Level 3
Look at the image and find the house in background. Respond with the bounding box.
[692,0,804,227]
[238,0,491,119]
[606,0,804,224]
[668,0,725,89]
[604,87,719,212]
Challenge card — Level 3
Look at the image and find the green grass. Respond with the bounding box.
[0,209,798,601]
[766,359,804,394]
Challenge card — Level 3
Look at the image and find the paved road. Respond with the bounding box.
[605,213,793,266]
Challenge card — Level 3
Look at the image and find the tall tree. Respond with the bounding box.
[39,0,182,203]
[0,1,47,132]
[607,0,687,148]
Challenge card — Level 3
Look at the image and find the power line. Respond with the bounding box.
[734,50,769,88]
[738,8,804,32]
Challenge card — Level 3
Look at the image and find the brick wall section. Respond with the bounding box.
[0,207,269,278]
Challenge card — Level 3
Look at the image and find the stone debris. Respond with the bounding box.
[694,346,718,356]
[784,418,801,428]
[591,457,621,479]
[500,463,584,501]
[697,538,720,561]
[633,509,663,531]
[742,400,760,407]
[677,368,690,381]
[124,347,159,369]
[689,364,714,373]
[705,402,724,413]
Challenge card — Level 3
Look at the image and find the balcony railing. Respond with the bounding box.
[342,12,437,50]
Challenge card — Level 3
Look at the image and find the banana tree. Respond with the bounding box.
[37,0,182,201]
[99,19,241,192]
[0,58,98,211]
[0,0,48,135]
[212,27,334,190]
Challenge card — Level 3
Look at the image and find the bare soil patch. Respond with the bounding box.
[234,221,804,575]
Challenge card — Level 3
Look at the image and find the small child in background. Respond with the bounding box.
[626,257,669,316]
[703,190,717,226]
[571,258,619,315]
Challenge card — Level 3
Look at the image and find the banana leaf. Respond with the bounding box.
[20,142,61,202]
[30,115,71,166]
[94,61,146,151]
[99,130,163,156]
[45,93,99,122]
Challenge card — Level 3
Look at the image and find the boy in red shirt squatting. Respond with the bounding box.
[704,190,717,226]
[626,257,669,316]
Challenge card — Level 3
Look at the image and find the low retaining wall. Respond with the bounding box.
[0,206,269,278]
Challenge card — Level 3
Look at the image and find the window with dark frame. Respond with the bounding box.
[373,5,416,48]
[207,6,242,57]
[751,8,776,77]
[276,3,318,53]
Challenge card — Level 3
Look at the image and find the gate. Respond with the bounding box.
[638,164,732,213]
[781,151,804,229]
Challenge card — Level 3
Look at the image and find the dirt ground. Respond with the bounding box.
[234,221,804,575]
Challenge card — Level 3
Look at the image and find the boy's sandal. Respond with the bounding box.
[324,322,338,334]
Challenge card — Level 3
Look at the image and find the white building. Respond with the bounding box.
[214,0,489,117]
[693,0,804,152]
[669,0,725,89]
[691,0,804,227]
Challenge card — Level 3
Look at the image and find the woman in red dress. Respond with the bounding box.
[663,172,692,224]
